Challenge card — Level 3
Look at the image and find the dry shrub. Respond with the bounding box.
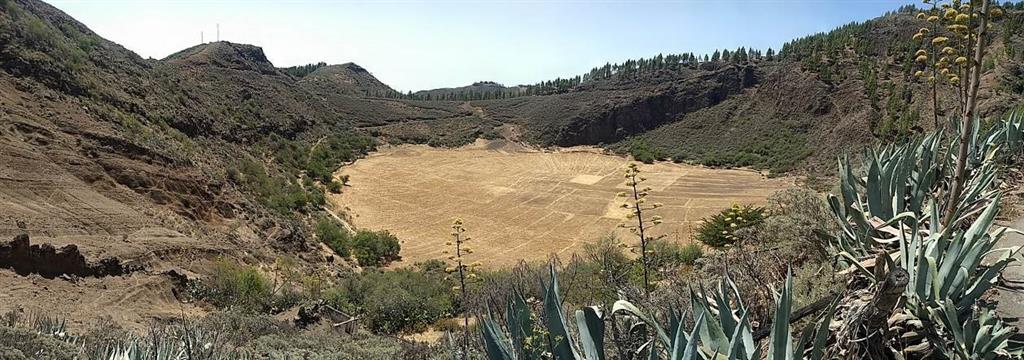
[689,188,844,324]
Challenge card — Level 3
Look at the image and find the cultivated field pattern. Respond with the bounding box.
[332,140,793,267]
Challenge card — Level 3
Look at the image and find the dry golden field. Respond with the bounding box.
[330,140,794,267]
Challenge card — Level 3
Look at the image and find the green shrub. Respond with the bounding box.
[676,243,704,265]
[325,265,453,334]
[353,230,401,267]
[205,260,275,312]
[327,181,343,193]
[305,135,375,183]
[317,219,351,257]
[626,139,667,164]
[695,204,766,248]
[0,326,78,360]
[648,240,704,269]
[236,159,330,215]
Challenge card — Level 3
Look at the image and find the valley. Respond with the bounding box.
[332,140,793,267]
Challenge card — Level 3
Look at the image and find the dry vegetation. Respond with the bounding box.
[332,140,793,267]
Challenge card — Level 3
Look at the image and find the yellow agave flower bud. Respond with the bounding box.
[915,55,929,63]
[949,76,960,85]
[942,47,956,55]
[928,76,937,83]
[940,68,950,75]
[928,15,940,22]
[991,8,1004,19]
[920,27,930,34]
[955,56,968,66]
[915,49,928,56]
[955,13,969,23]
[914,70,925,77]
[917,12,926,19]
[932,37,948,46]
[913,32,924,41]
[943,8,958,19]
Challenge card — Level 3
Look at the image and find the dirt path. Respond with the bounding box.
[323,203,356,234]
[460,101,491,121]
[995,214,1024,330]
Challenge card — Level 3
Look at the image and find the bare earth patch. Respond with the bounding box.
[332,140,794,267]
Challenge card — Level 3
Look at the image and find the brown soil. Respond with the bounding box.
[332,140,794,267]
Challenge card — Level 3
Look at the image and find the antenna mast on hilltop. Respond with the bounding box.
[217,24,220,42]
[201,31,204,44]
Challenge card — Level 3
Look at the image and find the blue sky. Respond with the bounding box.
[49,0,916,92]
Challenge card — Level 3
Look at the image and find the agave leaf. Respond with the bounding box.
[645,340,660,360]
[575,306,605,360]
[542,264,577,360]
[766,269,793,360]
[673,314,704,360]
[613,300,670,347]
[808,296,840,360]
[482,316,515,360]
[506,291,535,358]
[691,287,729,355]
[726,310,752,360]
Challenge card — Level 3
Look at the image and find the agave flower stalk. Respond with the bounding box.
[446,218,481,359]
[619,163,664,296]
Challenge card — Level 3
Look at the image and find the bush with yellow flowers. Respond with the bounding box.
[695,203,766,248]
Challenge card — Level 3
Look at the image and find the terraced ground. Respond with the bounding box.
[331,140,795,267]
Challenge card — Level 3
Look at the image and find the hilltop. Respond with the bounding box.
[300,62,396,96]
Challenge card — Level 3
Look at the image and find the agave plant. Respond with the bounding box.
[827,114,1020,268]
[928,301,1019,359]
[826,113,1024,357]
[480,265,607,360]
[480,266,833,360]
[895,195,1022,314]
[828,134,947,261]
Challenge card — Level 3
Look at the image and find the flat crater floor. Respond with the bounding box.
[332,140,795,267]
